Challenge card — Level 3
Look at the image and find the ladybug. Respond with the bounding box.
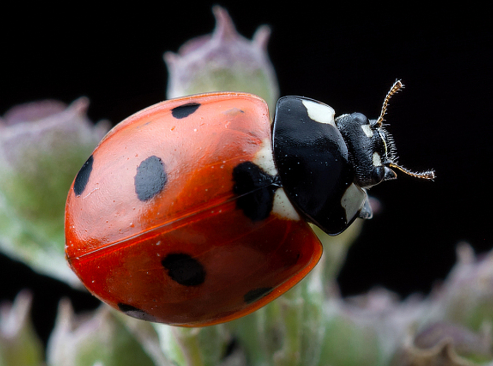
[65,80,434,326]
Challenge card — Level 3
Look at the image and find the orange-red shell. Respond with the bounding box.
[65,92,322,326]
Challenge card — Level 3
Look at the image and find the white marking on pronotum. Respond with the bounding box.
[340,183,367,222]
[361,124,373,138]
[372,152,382,167]
[301,99,336,127]
[253,138,278,176]
[273,188,300,220]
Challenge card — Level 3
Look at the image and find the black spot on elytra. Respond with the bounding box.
[117,303,156,321]
[171,103,200,119]
[233,161,279,221]
[74,155,93,196]
[162,253,206,286]
[244,287,273,304]
[134,156,167,201]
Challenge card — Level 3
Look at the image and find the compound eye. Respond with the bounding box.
[384,166,397,181]
[371,166,385,185]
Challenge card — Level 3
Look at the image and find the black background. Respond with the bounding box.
[1,2,492,344]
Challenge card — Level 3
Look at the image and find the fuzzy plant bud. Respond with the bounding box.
[0,98,109,286]
[0,291,43,366]
[320,288,427,366]
[392,322,493,365]
[164,6,279,112]
[428,244,493,331]
[153,323,233,366]
[317,297,385,366]
[47,300,156,366]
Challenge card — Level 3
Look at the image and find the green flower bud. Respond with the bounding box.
[153,323,232,366]
[0,98,109,286]
[164,6,279,112]
[318,297,385,366]
[47,300,155,366]
[327,287,437,366]
[0,291,44,366]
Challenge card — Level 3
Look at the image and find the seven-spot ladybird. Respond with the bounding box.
[65,80,434,326]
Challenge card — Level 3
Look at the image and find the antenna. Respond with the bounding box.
[376,80,436,180]
[389,163,436,180]
[375,80,404,127]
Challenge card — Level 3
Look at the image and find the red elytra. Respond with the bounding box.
[65,92,322,327]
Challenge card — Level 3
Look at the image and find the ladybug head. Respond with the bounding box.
[336,80,435,188]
